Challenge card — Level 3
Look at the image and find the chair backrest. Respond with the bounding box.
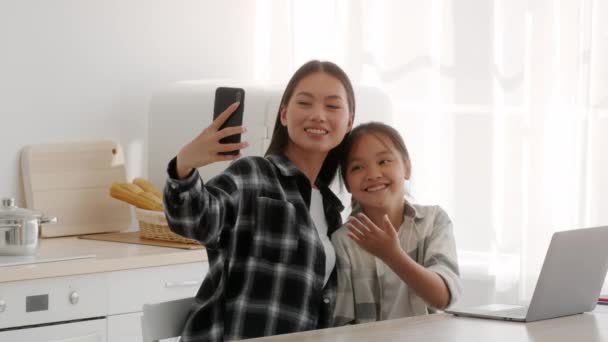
[141,297,194,342]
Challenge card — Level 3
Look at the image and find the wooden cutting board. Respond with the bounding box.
[21,140,132,237]
[78,232,203,250]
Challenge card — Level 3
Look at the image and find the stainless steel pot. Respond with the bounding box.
[0,197,57,256]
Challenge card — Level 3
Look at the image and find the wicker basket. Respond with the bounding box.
[135,208,199,245]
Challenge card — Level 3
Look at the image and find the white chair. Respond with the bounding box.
[141,297,194,342]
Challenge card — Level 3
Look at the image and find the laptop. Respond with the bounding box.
[446,226,608,322]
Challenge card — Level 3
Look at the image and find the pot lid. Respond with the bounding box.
[0,197,44,219]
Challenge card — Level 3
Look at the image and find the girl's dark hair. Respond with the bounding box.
[264,60,355,186]
[339,121,411,186]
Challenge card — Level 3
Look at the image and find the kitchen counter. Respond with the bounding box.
[0,236,207,283]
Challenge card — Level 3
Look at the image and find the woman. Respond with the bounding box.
[164,60,355,341]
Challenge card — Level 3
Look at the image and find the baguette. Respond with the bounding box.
[139,191,164,211]
[123,182,144,194]
[110,182,163,211]
[133,178,162,198]
[110,182,138,207]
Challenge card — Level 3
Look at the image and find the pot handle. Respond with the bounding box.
[40,216,57,224]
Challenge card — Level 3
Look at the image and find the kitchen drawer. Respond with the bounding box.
[107,262,207,315]
[107,311,181,342]
[107,312,142,342]
[0,316,107,342]
[0,273,109,330]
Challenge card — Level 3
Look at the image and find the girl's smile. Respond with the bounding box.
[346,133,409,214]
[364,182,390,192]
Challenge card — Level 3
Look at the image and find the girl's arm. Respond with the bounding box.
[347,212,455,309]
[380,241,451,309]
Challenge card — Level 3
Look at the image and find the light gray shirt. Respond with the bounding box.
[332,202,462,325]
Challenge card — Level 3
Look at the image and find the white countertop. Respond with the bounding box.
[0,236,207,283]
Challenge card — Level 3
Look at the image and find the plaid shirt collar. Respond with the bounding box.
[267,153,345,212]
[266,153,303,177]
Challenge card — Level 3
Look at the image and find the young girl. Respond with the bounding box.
[164,60,354,341]
[332,122,461,325]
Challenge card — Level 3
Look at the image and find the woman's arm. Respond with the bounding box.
[164,157,242,246]
[175,101,248,177]
[164,103,249,246]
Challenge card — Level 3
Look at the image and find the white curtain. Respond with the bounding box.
[254,0,608,304]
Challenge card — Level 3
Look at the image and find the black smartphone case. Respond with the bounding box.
[213,87,245,155]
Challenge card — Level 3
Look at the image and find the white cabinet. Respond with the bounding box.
[107,312,142,342]
[107,262,206,314]
[0,273,109,329]
[0,262,207,342]
[0,318,107,342]
[106,262,207,342]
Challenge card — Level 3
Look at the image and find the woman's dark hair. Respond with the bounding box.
[264,60,355,186]
[339,121,411,187]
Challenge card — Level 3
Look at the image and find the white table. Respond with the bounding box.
[246,306,608,342]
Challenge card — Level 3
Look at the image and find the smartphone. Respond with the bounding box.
[213,87,245,155]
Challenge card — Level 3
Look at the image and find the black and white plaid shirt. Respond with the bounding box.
[164,154,344,341]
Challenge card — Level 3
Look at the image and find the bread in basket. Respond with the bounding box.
[135,208,199,245]
[110,178,199,245]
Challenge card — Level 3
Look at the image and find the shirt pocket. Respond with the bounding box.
[252,197,300,263]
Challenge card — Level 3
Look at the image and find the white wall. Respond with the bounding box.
[0,1,257,207]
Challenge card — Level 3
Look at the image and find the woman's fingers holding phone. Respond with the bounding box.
[216,125,246,140]
[194,105,243,143]
[175,99,247,177]
[214,125,248,154]
[211,102,241,129]
[216,141,249,154]
[176,114,245,177]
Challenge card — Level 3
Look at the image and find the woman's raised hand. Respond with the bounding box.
[175,102,249,178]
